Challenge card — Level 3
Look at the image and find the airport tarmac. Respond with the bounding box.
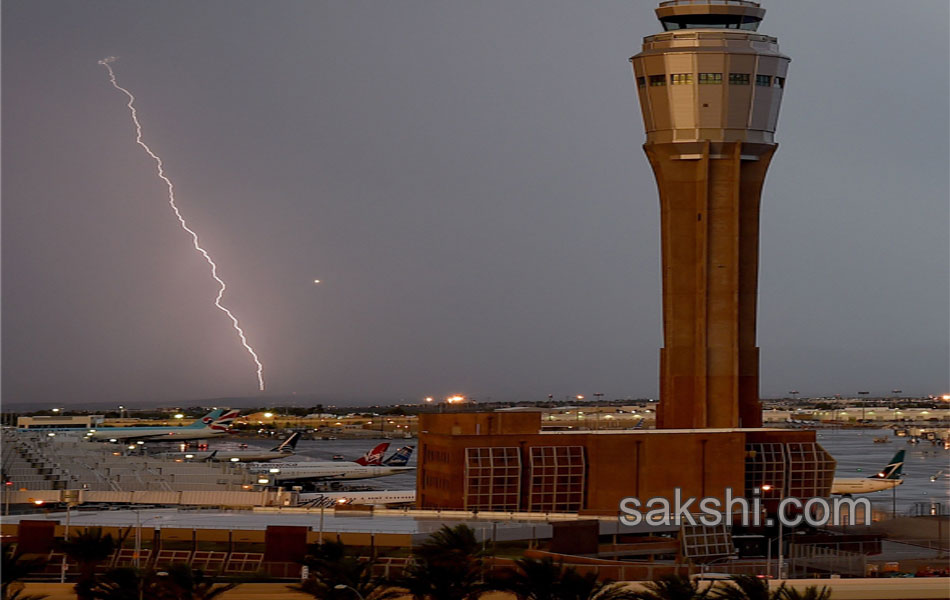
[233,428,948,515]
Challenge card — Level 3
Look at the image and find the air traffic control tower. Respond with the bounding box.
[631,0,788,429]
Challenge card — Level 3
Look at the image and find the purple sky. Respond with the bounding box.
[3,1,948,407]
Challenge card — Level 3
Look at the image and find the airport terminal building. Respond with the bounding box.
[415,412,835,515]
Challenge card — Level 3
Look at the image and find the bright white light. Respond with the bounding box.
[257,478,270,484]
[313,279,321,284]
[230,457,240,462]
[98,58,265,391]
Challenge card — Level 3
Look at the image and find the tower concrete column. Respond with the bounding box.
[631,1,789,428]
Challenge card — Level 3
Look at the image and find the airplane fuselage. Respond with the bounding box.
[248,462,415,482]
[166,450,291,462]
[830,477,902,495]
[86,428,229,442]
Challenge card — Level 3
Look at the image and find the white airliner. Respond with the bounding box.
[830,450,905,495]
[163,432,301,462]
[248,443,415,483]
[298,490,416,507]
[85,410,240,442]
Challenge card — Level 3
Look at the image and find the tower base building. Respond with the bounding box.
[415,413,834,515]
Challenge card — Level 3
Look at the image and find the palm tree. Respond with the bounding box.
[392,524,489,600]
[777,587,831,600]
[158,563,239,600]
[1,545,48,600]
[58,527,116,600]
[489,557,636,600]
[629,574,713,600]
[711,576,785,600]
[86,568,156,600]
[290,541,398,600]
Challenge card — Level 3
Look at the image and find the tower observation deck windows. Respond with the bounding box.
[649,75,667,87]
[774,76,785,88]
[637,76,646,88]
[756,74,772,87]
[729,73,750,85]
[699,73,723,85]
[671,73,693,85]
[660,14,761,31]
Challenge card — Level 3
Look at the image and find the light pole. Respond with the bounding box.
[134,513,162,569]
[334,584,365,600]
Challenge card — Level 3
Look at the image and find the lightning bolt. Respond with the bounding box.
[98,57,265,391]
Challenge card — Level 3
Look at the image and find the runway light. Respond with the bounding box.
[33,499,44,506]
[174,414,184,419]
[264,412,274,418]
[136,441,145,445]
[257,478,270,484]
[268,468,280,473]
[230,457,241,462]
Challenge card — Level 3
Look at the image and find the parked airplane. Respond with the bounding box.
[165,432,301,462]
[84,409,239,442]
[298,489,415,507]
[830,450,905,495]
[247,442,414,483]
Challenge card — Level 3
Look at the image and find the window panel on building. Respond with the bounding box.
[729,73,750,85]
[671,73,693,85]
[774,76,785,88]
[745,443,786,498]
[637,76,646,88]
[463,447,521,511]
[526,446,585,513]
[682,524,735,560]
[649,75,667,87]
[755,74,772,87]
[785,443,836,498]
[698,73,723,84]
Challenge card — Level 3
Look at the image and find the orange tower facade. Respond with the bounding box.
[631,1,789,429]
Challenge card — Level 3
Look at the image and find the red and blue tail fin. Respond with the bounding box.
[209,410,240,432]
[383,445,415,466]
[187,409,225,428]
[355,442,390,465]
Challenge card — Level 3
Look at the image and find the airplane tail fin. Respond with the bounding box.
[209,410,240,432]
[383,445,415,466]
[188,409,226,429]
[204,450,218,462]
[271,432,301,453]
[634,418,644,429]
[875,450,905,479]
[355,442,390,466]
